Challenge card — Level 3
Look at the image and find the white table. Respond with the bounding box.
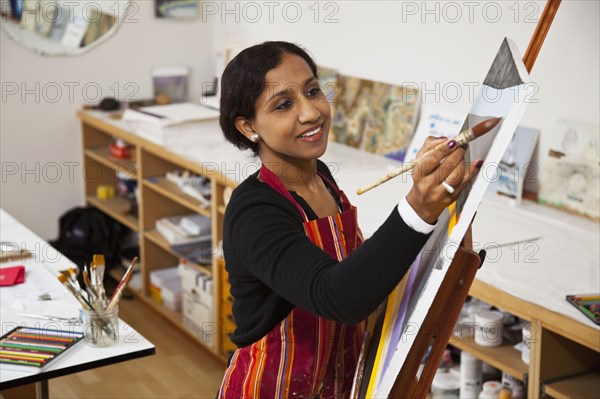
[0,209,155,397]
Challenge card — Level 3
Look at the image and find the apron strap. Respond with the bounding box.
[316,171,352,212]
[258,165,309,221]
[259,164,353,219]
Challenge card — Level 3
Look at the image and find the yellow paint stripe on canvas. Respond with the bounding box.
[365,286,401,397]
[448,202,457,236]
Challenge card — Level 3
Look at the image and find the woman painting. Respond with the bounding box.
[217,41,480,398]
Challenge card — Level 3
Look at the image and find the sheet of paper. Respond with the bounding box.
[0,260,69,311]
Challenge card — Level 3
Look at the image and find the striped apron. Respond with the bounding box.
[218,164,366,398]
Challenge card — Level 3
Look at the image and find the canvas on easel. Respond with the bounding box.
[359,37,532,398]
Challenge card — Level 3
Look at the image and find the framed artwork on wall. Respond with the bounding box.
[155,0,198,19]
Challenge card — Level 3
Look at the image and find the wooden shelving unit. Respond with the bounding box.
[80,110,231,363]
[467,280,600,398]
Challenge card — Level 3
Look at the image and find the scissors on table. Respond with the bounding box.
[18,313,80,325]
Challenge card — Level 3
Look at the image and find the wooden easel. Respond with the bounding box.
[387,1,562,397]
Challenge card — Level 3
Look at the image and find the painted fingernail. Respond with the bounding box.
[447,140,457,149]
[461,143,469,150]
[475,160,484,168]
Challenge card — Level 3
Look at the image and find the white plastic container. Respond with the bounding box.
[475,310,503,347]
[460,351,483,398]
[431,368,460,399]
[479,380,502,399]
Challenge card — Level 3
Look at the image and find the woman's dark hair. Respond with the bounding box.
[219,41,318,155]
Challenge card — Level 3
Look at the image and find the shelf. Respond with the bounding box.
[86,196,138,232]
[84,147,138,175]
[450,335,528,381]
[144,177,211,218]
[145,229,212,276]
[543,370,600,399]
[217,205,226,215]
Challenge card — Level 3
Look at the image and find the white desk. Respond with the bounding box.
[0,209,155,395]
[473,197,600,330]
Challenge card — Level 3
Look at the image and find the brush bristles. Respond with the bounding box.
[57,274,68,283]
[472,117,502,138]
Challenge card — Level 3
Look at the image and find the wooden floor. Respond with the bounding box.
[49,294,226,398]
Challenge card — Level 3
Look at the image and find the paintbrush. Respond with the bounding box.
[83,266,101,306]
[57,274,93,311]
[65,267,82,291]
[92,254,107,304]
[57,274,117,340]
[107,257,138,312]
[356,117,502,195]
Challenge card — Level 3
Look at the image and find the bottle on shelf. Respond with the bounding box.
[460,350,483,398]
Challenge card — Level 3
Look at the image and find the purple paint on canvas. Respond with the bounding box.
[381,251,422,373]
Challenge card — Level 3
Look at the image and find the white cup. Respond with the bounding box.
[475,310,503,347]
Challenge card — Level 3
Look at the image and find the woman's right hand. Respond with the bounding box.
[406,136,483,224]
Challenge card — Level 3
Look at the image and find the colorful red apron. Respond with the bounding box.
[218,165,366,399]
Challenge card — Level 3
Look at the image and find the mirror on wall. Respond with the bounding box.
[0,0,133,56]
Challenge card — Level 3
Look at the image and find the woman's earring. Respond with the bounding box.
[249,133,260,143]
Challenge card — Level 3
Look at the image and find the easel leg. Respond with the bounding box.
[390,247,482,399]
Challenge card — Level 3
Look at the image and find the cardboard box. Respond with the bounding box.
[179,262,215,349]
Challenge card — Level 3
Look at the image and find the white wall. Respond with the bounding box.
[2,0,598,239]
[212,0,599,192]
[1,1,214,239]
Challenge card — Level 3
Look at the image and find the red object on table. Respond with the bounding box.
[0,265,26,286]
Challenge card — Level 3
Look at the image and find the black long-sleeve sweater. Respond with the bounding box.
[223,160,430,347]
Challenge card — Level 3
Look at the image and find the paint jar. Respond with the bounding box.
[499,387,513,399]
[479,380,502,399]
[81,306,119,347]
[431,368,460,399]
[460,351,482,398]
[521,323,531,364]
[475,310,503,347]
[96,184,115,200]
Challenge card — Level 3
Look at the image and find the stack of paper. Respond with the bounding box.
[155,214,211,246]
[122,103,220,128]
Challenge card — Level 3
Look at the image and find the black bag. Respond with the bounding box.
[49,207,125,272]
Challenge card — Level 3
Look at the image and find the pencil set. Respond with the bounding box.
[0,327,83,372]
[566,294,600,325]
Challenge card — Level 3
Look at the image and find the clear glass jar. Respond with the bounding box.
[81,306,119,347]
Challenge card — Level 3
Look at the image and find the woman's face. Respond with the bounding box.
[248,53,331,165]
